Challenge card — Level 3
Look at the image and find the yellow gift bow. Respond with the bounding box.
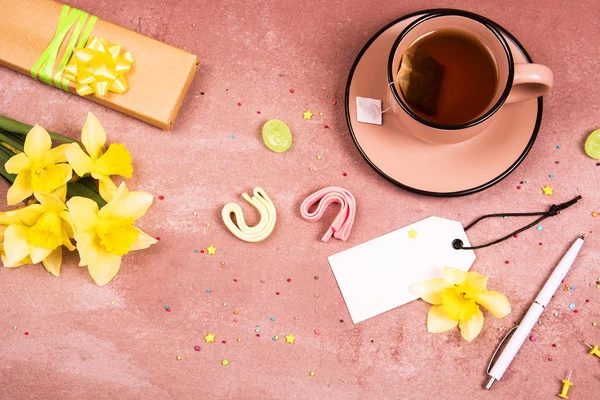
[63,37,135,96]
[30,5,134,97]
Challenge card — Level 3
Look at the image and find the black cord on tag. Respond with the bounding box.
[452,196,582,250]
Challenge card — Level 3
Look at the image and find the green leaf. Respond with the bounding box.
[67,180,107,207]
[0,147,15,185]
[0,114,78,144]
[0,131,24,152]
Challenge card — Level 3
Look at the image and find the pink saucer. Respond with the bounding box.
[346,10,541,196]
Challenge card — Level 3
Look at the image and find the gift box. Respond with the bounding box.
[0,0,199,130]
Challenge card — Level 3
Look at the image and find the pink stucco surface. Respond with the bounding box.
[1,1,599,399]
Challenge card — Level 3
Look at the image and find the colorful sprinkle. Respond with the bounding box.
[552,344,557,347]
[314,276,319,280]
[505,260,509,264]
[270,317,275,321]
[158,195,165,200]
[556,145,561,149]
[593,322,597,327]
[314,329,321,335]
[289,89,295,93]
[309,371,315,376]
[542,185,553,196]
[569,304,576,310]
[554,312,559,316]
[549,174,553,178]
[537,225,543,231]
[592,211,598,217]
[221,359,229,366]
[237,102,242,106]
[194,346,201,351]
[316,155,322,160]
[232,135,236,139]
[206,289,211,293]
[342,173,347,177]
[176,356,182,360]
[24,332,29,336]
[12,326,17,330]
[272,336,278,341]
[333,99,337,105]
[529,335,536,342]
[275,292,280,295]
[237,338,242,342]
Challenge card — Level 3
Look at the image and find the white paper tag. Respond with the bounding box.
[328,216,475,324]
[356,97,382,125]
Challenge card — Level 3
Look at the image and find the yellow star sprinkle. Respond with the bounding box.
[542,185,554,196]
[207,245,217,255]
[303,110,313,120]
[408,228,418,239]
[204,333,216,343]
[285,334,296,344]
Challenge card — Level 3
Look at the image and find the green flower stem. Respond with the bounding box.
[0,115,78,144]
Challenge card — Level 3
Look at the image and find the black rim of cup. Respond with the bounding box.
[387,9,515,131]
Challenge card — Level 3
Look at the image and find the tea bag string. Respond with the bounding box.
[452,196,582,250]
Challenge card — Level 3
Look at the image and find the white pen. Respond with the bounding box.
[485,234,585,390]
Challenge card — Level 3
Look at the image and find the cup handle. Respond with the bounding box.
[505,63,553,104]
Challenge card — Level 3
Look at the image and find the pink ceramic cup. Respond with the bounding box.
[387,10,553,145]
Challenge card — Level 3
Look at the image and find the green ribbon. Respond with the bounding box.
[30,5,97,91]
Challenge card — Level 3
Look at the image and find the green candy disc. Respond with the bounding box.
[585,128,600,160]
[262,119,292,153]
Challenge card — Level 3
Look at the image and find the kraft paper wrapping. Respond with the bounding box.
[0,0,200,130]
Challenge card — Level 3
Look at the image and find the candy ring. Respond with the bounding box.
[222,188,276,242]
[300,187,356,242]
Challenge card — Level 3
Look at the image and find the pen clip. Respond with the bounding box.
[487,326,518,374]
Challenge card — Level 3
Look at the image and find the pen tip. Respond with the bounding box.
[579,233,585,240]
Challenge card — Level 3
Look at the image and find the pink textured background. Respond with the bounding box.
[1,0,599,399]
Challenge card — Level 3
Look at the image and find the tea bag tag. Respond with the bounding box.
[356,96,383,125]
[328,216,475,324]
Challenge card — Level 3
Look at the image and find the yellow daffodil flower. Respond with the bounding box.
[66,112,133,202]
[1,192,75,276]
[0,212,31,267]
[4,125,72,205]
[67,182,156,286]
[413,266,511,342]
